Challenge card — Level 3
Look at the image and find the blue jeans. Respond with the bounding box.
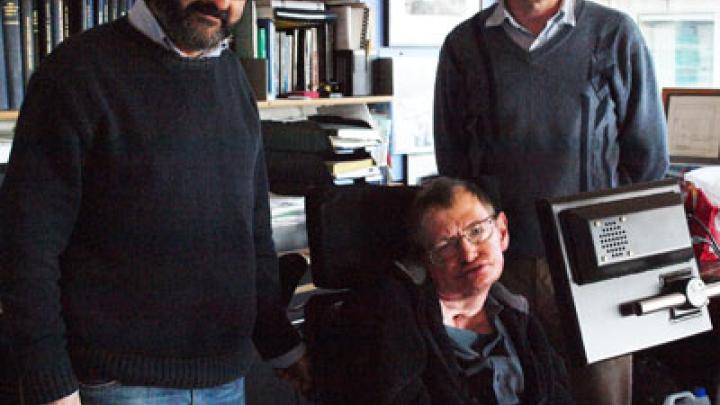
[79,377,245,405]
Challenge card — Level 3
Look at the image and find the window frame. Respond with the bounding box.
[637,13,718,88]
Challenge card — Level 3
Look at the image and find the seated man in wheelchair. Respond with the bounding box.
[312,177,573,404]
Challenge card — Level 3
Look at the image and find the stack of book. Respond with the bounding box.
[1,0,135,110]
[234,0,336,100]
[262,114,383,195]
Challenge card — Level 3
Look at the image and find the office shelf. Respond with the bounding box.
[257,95,393,109]
[0,111,18,121]
[0,95,394,122]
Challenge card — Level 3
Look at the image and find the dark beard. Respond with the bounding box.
[148,0,233,53]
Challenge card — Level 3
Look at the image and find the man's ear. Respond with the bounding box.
[496,211,509,251]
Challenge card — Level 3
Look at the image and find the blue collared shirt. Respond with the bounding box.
[127,0,229,58]
[486,0,576,51]
[444,295,524,405]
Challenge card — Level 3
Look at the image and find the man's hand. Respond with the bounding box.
[45,390,81,405]
[274,354,312,397]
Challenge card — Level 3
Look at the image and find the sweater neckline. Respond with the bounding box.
[114,17,226,71]
[481,0,587,62]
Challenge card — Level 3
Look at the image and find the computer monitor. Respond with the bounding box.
[537,179,712,365]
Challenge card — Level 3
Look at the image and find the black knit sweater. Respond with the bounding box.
[0,18,299,404]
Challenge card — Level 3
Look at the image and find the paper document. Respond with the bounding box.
[269,193,306,226]
[330,136,380,149]
[667,95,720,160]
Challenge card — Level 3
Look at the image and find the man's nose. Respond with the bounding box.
[211,0,231,9]
[459,237,479,263]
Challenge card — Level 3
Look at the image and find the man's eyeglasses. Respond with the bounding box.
[427,214,497,265]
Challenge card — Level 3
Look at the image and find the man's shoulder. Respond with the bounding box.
[442,6,495,48]
[578,0,638,34]
[40,18,134,73]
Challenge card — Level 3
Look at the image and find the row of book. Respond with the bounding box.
[234,0,372,100]
[1,0,136,110]
[262,115,384,195]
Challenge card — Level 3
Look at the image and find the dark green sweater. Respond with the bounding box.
[0,18,298,404]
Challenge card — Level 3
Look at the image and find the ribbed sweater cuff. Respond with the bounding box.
[267,342,306,369]
[21,362,78,405]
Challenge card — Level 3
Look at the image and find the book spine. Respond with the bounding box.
[107,0,116,21]
[67,0,81,32]
[49,0,61,46]
[272,30,279,98]
[305,28,312,91]
[257,18,276,98]
[360,6,369,50]
[31,0,39,65]
[3,0,24,109]
[279,31,290,95]
[316,22,329,84]
[334,49,354,96]
[291,28,297,90]
[296,28,305,90]
[231,0,256,58]
[331,5,350,50]
[84,0,93,30]
[310,26,318,91]
[61,0,69,39]
[36,0,48,56]
[93,0,105,25]
[50,0,60,44]
[0,6,8,110]
[256,26,266,58]
[20,0,34,84]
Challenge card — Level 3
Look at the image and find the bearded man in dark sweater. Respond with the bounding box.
[434,0,669,404]
[0,0,309,404]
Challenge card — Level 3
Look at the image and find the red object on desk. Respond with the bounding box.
[685,182,720,269]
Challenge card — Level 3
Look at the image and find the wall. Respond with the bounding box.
[602,0,720,89]
[369,1,485,182]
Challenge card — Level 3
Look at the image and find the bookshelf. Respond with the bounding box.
[0,96,393,124]
[1,0,137,113]
[0,112,18,122]
[257,95,392,108]
[239,0,377,101]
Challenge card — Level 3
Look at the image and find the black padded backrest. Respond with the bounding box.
[305,185,420,289]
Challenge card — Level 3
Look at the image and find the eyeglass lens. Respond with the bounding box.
[429,216,495,264]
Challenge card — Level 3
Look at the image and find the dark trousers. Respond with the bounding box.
[500,256,632,405]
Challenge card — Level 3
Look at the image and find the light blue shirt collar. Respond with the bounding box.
[486,0,576,31]
[128,0,229,58]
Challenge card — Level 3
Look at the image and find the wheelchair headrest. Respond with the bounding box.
[305,185,420,289]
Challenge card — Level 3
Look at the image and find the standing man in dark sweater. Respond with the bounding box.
[0,0,309,404]
[433,0,668,404]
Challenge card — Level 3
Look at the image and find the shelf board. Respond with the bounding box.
[0,111,18,121]
[0,95,394,120]
[257,95,393,109]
